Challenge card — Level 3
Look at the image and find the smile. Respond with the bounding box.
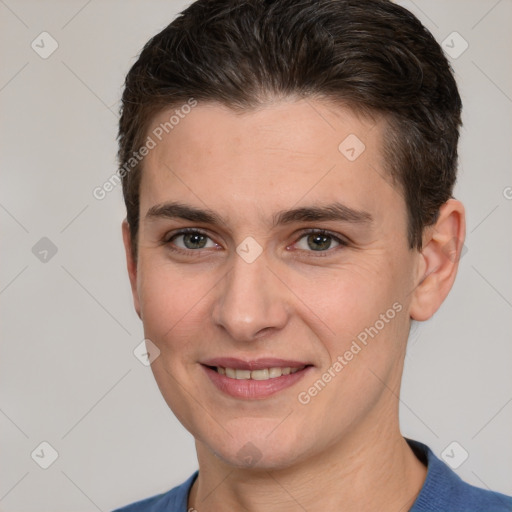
[200,359,313,399]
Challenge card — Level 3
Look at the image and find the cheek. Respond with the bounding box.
[137,262,211,349]
[292,258,409,381]
[294,262,393,335]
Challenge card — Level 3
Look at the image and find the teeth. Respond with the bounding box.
[235,369,251,379]
[252,369,269,380]
[216,366,306,380]
[268,368,281,378]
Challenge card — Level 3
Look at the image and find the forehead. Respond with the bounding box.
[139,99,400,225]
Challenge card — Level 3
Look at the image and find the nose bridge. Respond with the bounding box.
[212,251,288,341]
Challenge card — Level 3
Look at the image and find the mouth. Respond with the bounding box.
[200,358,314,399]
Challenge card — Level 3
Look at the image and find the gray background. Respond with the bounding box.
[1,0,511,510]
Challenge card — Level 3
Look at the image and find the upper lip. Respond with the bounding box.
[201,357,312,371]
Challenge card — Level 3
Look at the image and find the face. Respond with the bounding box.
[123,99,423,470]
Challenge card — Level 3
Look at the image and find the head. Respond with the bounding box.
[119,0,465,469]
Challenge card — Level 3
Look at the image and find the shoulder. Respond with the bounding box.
[408,439,512,512]
[112,471,198,512]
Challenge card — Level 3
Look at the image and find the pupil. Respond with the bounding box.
[308,233,331,251]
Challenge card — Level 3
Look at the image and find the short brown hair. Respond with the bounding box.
[118,0,462,261]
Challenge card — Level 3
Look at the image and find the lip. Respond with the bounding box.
[200,357,311,371]
[200,359,313,400]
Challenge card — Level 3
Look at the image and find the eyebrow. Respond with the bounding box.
[145,201,373,228]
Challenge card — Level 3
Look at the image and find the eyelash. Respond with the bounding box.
[162,227,348,257]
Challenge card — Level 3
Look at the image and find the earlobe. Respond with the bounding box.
[121,219,142,320]
[409,199,466,322]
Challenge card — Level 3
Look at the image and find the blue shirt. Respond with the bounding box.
[113,439,512,511]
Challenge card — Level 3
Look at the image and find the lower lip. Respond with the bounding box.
[201,365,312,399]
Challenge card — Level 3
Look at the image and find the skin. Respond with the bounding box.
[122,98,465,512]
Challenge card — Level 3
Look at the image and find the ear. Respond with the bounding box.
[122,219,141,320]
[409,199,466,321]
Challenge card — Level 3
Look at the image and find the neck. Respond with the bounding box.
[188,406,427,512]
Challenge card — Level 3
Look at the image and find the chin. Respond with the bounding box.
[206,427,307,471]
[216,446,303,471]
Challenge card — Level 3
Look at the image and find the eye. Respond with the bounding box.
[166,229,218,251]
[163,228,347,256]
[293,229,347,253]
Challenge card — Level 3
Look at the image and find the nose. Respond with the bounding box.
[211,251,290,342]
